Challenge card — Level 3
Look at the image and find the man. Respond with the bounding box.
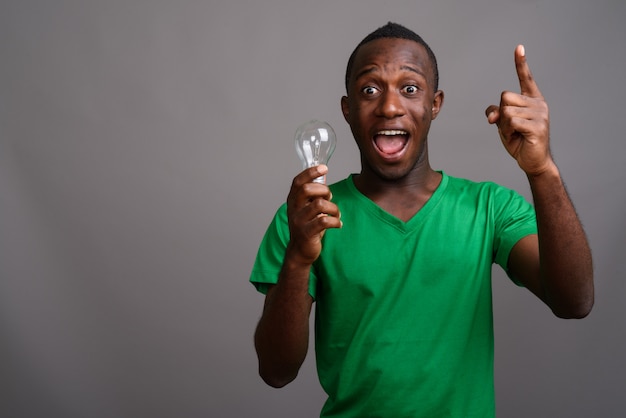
[250,22,593,417]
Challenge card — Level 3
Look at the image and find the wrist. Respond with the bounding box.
[526,159,560,182]
[284,244,316,270]
[277,248,314,294]
[526,161,566,200]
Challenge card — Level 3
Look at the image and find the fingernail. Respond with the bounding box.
[520,45,526,57]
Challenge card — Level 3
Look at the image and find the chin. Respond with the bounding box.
[373,153,428,182]
[370,164,415,182]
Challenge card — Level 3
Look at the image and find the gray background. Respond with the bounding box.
[1,1,624,417]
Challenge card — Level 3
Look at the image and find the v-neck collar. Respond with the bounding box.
[345,171,448,233]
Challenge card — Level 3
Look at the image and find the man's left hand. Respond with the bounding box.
[485,45,553,176]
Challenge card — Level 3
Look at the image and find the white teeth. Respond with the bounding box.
[377,130,407,136]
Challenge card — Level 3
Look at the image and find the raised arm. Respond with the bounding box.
[485,45,594,318]
[254,165,342,387]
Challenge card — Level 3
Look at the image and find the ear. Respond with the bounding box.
[341,96,350,123]
[431,90,444,120]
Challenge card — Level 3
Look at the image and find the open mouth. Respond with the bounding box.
[374,130,409,156]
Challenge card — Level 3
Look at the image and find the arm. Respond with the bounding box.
[254,262,314,388]
[485,45,594,319]
[254,165,342,387]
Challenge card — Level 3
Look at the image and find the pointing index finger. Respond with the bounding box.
[515,44,543,98]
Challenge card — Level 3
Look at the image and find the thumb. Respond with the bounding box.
[485,105,500,125]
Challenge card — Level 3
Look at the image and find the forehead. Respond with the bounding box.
[351,38,433,83]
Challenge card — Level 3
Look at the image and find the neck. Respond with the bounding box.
[355,167,441,201]
[353,153,442,222]
[355,142,438,196]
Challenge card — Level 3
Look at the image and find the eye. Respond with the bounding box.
[362,86,379,95]
[402,85,419,95]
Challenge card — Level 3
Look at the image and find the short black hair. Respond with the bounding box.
[344,22,439,93]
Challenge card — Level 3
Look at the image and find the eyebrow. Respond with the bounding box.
[354,65,426,82]
[400,65,426,78]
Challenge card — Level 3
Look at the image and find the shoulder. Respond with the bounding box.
[328,175,354,194]
[441,173,534,220]
[444,173,516,199]
[326,175,361,205]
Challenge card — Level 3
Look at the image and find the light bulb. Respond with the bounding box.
[294,120,337,184]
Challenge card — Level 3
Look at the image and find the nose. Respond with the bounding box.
[376,90,405,119]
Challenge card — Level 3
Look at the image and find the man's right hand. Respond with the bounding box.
[285,164,342,266]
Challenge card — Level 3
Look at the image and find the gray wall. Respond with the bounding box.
[1,1,624,417]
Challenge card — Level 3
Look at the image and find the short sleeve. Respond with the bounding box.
[249,204,318,298]
[492,186,538,280]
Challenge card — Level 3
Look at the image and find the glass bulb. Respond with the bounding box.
[294,120,337,184]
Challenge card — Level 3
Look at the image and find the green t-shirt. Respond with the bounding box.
[251,172,537,417]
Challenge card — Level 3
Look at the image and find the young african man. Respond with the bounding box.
[251,22,593,417]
